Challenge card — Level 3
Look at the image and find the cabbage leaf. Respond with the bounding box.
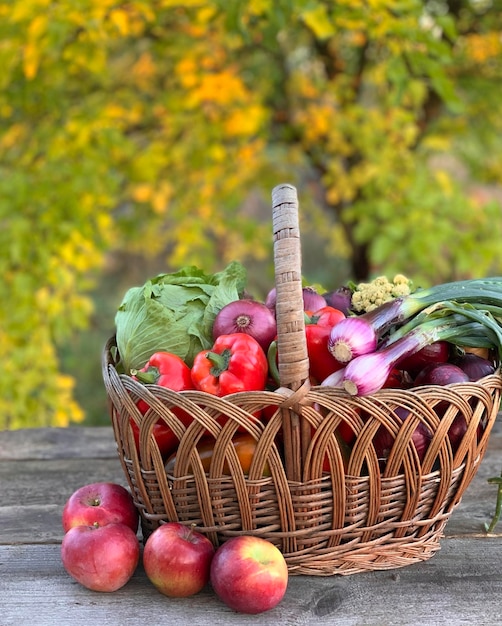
[114,261,247,372]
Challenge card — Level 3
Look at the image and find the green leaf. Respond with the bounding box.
[114,261,247,371]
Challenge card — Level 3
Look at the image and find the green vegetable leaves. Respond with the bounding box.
[115,261,247,372]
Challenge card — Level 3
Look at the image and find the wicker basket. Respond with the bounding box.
[102,183,502,576]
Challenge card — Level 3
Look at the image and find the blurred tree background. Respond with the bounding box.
[1,0,501,429]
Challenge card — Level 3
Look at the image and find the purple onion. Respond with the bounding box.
[323,286,352,316]
[396,341,450,375]
[448,415,468,453]
[341,325,437,396]
[313,368,346,413]
[453,353,495,381]
[212,299,277,352]
[342,351,393,396]
[265,286,326,315]
[373,407,432,465]
[301,287,326,312]
[264,287,277,312]
[413,363,469,386]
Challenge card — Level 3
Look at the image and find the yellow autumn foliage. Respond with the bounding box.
[465,32,502,64]
[0,0,501,429]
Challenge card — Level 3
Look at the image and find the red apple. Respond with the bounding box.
[210,536,288,614]
[143,522,215,597]
[62,482,139,534]
[61,522,140,592]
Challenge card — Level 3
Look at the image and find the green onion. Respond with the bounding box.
[342,306,501,396]
[329,277,502,363]
[383,302,502,351]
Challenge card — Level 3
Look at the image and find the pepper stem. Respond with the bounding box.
[131,367,160,385]
[205,348,231,377]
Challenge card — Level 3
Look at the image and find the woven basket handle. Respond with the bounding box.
[272,184,310,391]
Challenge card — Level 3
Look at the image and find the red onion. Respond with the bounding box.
[302,287,326,312]
[342,349,393,395]
[397,341,450,375]
[265,286,326,314]
[212,299,277,352]
[453,353,495,381]
[448,415,467,453]
[320,367,346,388]
[329,297,411,363]
[413,363,469,386]
[325,276,502,358]
[323,286,352,316]
[264,287,277,312]
[372,407,432,466]
[413,363,470,427]
[341,311,492,396]
[312,368,346,418]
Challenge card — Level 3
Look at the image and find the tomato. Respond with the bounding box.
[165,433,271,476]
[304,307,346,383]
[130,418,179,460]
[309,417,354,474]
[129,351,196,460]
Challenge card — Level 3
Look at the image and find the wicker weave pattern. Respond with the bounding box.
[102,184,502,576]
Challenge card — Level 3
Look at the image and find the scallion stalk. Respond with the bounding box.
[342,313,500,396]
[329,277,502,363]
[382,302,502,350]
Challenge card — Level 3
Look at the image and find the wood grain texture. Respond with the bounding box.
[2,425,500,543]
[0,426,118,460]
[1,424,501,625]
[1,540,502,626]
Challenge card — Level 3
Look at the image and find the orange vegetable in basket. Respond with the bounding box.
[463,346,490,360]
[165,433,271,477]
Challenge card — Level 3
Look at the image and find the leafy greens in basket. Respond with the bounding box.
[114,261,247,373]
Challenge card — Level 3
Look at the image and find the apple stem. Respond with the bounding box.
[187,523,197,542]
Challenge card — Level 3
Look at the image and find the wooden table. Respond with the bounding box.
[1,424,502,626]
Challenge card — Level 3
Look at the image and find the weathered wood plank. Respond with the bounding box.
[445,420,502,537]
[0,427,118,461]
[1,540,502,626]
[1,424,501,544]
[0,458,129,544]
[1,426,502,624]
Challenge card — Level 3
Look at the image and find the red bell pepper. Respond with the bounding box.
[191,333,268,395]
[132,352,194,412]
[130,352,195,458]
[304,306,345,383]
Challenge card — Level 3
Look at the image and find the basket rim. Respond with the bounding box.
[103,333,502,402]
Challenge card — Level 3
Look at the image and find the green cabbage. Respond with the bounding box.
[114,261,247,372]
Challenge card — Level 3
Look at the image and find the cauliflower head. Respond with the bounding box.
[351,274,413,313]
